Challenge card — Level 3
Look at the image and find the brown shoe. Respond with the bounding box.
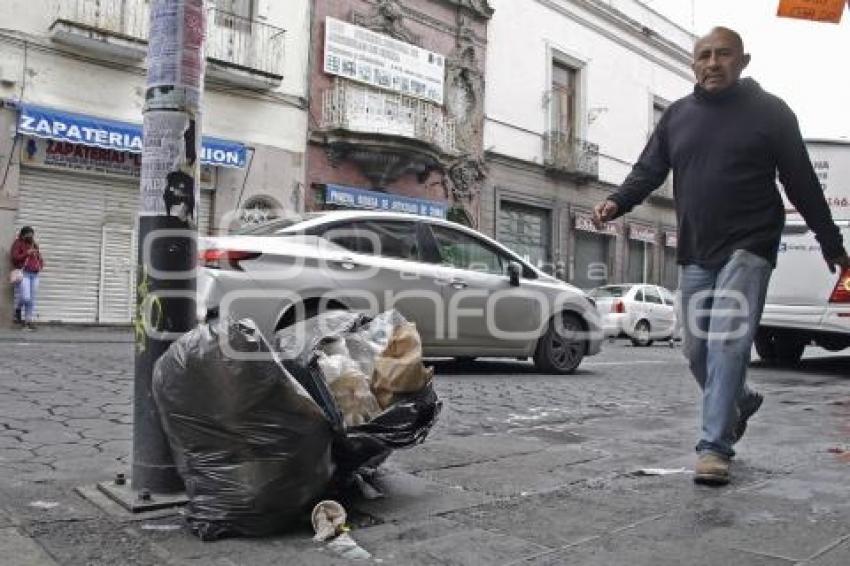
[694,453,730,486]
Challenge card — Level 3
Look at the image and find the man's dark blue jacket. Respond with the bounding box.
[609,78,845,267]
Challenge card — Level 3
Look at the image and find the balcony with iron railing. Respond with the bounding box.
[50,0,285,86]
[320,79,457,156]
[542,131,599,180]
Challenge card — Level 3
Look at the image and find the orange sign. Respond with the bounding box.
[777,0,846,23]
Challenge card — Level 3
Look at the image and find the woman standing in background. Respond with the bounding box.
[10,226,44,331]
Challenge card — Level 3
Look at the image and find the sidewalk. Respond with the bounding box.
[0,324,133,344]
[0,334,848,565]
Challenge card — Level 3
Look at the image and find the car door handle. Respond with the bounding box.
[435,278,468,289]
[330,258,358,270]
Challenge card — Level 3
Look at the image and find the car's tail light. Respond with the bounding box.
[829,268,850,303]
[612,300,626,314]
[200,249,261,270]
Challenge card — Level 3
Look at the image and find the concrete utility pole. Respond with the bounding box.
[133,0,207,494]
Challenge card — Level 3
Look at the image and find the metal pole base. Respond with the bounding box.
[95,474,188,514]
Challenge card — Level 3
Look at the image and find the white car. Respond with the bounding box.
[589,284,678,347]
[757,220,850,364]
[198,211,603,374]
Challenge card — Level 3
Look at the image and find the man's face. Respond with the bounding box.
[692,30,750,93]
[22,232,33,243]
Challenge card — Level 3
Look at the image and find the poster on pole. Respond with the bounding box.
[147,1,181,87]
[147,0,206,101]
[140,111,199,227]
[777,0,846,23]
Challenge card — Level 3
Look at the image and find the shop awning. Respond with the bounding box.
[325,184,447,218]
[17,104,246,168]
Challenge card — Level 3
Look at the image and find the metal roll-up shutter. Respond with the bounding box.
[99,190,212,324]
[18,169,213,324]
[573,230,612,290]
[99,223,136,324]
[199,189,213,236]
[18,169,137,323]
[498,202,551,269]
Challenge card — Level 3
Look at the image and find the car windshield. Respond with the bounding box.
[234,214,324,235]
[589,285,633,298]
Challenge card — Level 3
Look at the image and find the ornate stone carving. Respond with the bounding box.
[324,144,348,168]
[443,12,488,228]
[447,155,486,201]
[445,15,484,154]
[354,0,418,44]
[325,141,439,187]
[442,0,494,19]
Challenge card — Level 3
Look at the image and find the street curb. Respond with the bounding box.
[0,329,134,344]
[0,337,134,344]
[0,527,59,566]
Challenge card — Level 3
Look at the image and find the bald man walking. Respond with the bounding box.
[593,27,849,485]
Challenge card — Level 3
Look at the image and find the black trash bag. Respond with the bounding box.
[275,311,442,477]
[335,384,440,475]
[153,319,334,541]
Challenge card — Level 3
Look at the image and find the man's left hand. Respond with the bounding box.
[826,253,850,274]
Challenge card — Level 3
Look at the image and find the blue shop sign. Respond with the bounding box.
[17,104,246,168]
[325,184,447,218]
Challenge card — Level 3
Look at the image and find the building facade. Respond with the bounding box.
[305,0,492,226]
[482,0,692,290]
[0,0,311,325]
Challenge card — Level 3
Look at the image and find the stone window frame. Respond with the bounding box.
[544,42,589,144]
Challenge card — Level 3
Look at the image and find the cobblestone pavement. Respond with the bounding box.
[1,330,849,565]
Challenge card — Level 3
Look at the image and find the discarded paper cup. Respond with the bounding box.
[311,500,347,541]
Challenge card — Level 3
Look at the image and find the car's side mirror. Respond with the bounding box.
[507,262,522,287]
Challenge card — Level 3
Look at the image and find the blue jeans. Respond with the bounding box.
[679,250,773,459]
[14,271,40,323]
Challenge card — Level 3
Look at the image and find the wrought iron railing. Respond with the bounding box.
[55,0,149,40]
[206,7,285,77]
[543,132,599,179]
[321,80,457,154]
[54,0,285,77]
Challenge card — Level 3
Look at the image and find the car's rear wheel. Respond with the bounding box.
[631,320,653,347]
[533,313,586,374]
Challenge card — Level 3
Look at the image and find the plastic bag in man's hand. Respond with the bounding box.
[153,319,334,541]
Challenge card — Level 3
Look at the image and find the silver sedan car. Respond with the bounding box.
[198,211,602,374]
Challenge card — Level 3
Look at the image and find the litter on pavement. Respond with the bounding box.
[633,467,691,476]
[28,501,59,509]
[326,533,372,560]
[141,524,183,532]
[153,311,440,541]
[312,500,348,542]
[153,319,335,541]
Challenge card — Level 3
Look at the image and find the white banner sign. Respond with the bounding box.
[574,214,618,236]
[629,224,657,243]
[324,16,445,105]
